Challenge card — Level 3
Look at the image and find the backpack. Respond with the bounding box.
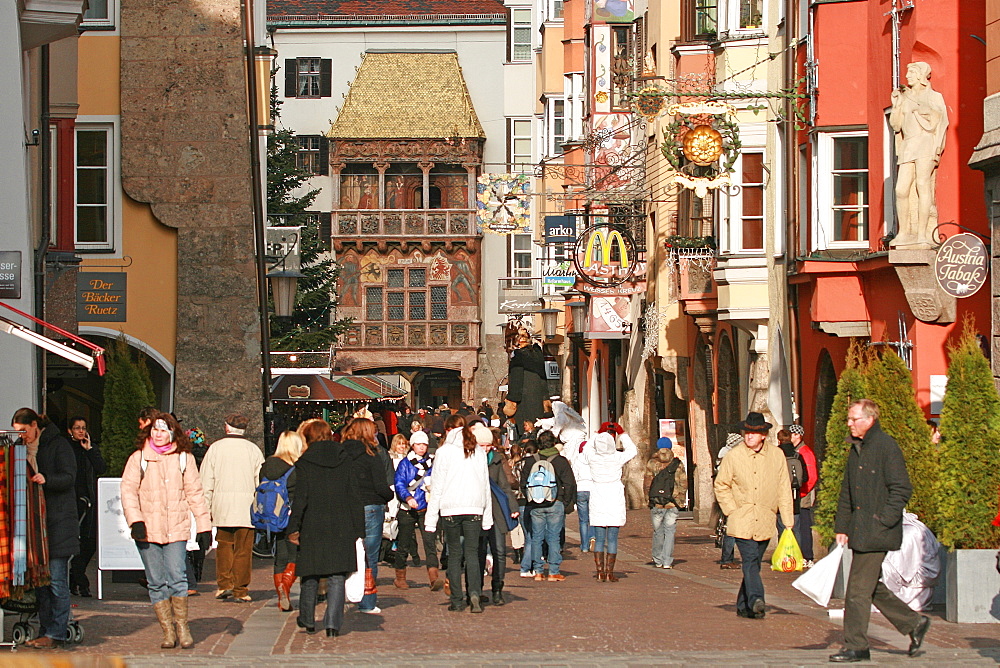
[648,459,681,506]
[525,456,558,504]
[786,453,805,492]
[250,466,294,534]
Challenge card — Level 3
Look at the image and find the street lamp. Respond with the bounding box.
[538,308,560,339]
[565,292,588,337]
[266,266,305,317]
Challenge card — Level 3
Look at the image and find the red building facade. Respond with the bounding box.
[793,0,989,452]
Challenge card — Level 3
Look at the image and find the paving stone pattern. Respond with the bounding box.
[10,511,998,665]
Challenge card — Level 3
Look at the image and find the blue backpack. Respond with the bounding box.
[250,467,294,534]
[526,456,558,504]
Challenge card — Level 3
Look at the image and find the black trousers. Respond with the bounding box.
[441,515,482,606]
[478,523,507,592]
[395,508,439,569]
[70,505,96,590]
[844,550,922,650]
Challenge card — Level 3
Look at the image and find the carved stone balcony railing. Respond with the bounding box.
[341,322,479,349]
[333,210,478,238]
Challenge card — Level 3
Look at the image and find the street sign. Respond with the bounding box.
[0,251,21,299]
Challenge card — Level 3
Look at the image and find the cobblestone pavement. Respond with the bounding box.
[6,511,998,666]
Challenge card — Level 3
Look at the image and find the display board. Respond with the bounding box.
[97,477,143,572]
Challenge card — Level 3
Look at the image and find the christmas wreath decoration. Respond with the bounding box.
[660,102,742,198]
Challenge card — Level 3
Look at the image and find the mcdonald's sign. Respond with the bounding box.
[574,225,638,289]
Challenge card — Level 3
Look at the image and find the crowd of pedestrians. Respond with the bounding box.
[5,395,941,662]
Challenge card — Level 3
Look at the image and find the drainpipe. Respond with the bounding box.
[36,44,51,410]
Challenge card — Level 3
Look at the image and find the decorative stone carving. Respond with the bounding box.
[889,62,949,248]
[330,139,483,165]
[888,248,956,323]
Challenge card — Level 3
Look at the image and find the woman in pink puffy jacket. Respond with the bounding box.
[120,411,212,650]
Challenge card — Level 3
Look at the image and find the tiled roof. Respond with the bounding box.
[269,0,506,19]
[327,51,485,140]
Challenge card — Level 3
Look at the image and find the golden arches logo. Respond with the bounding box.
[582,227,630,269]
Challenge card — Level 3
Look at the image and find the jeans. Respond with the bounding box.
[721,535,737,564]
[38,556,71,641]
[215,526,254,598]
[844,550,921,651]
[478,523,507,591]
[576,491,593,552]
[441,514,483,607]
[299,573,346,632]
[530,501,565,575]
[137,540,188,604]
[593,525,620,554]
[518,505,534,573]
[395,507,439,570]
[798,506,815,560]
[650,506,679,566]
[734,538,770,614]
[359,504,384,611]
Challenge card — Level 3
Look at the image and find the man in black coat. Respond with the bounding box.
[829,399,930,663]
[11,408,78,649]
[504,330,547,432]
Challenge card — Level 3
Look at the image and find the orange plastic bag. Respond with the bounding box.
[771,528,804,572]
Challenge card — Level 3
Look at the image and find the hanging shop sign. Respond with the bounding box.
[476,174,531,234]
[586,295,632,339]
[498,296,544,314]
[544,215,577,244]
[573,223,646,294]
[660,102,741,198]
[934,233,989,298]
[0,251,21,299]
[541,261,576,287]
[77,272,126,322]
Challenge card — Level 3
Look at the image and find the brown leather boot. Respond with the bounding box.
[153,599,176,648]
[279,563,296,610]
[606,554,619,582]
[594,551,606,581]
[427,567,444,591]
[171,597,194,649]
[394,568,409,589]
[274,573,290,611]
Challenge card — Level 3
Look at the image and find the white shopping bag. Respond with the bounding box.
[345,538,366,603]
[792,544,845,607]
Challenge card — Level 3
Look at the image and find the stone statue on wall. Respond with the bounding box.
[889,61,948,248]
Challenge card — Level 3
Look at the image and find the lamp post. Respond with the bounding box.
[538,308,560,340]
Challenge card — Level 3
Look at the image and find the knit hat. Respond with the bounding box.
[789,424,805,435]
[656,436,673,450]
[409,431,429,446]
[470,422,495,446]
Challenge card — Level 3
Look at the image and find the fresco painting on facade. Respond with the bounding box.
[594,0,634,24]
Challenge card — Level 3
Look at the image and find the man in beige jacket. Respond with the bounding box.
[200,413,264,602]
[714,412,793,619]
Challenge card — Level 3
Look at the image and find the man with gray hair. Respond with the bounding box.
[200,413,264,602]
[829,399,930,663]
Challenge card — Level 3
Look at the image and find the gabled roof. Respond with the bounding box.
[327,51,485,140]
[269,0,506,19]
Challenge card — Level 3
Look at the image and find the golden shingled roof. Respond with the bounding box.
[327,51,485,139]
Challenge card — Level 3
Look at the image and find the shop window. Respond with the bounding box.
[284,58,332,98]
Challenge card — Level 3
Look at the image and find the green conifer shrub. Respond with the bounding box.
[814,341,868,543]
[101,335,156,476]
[866,348,935,525]
[935,316,1000,549]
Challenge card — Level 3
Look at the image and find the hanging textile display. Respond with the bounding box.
[0,439,10,599]
[11,441,27,587]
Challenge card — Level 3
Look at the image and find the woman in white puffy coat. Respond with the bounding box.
[579,424,636,582]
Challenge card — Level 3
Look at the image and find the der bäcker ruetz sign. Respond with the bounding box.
[77,272,126,322]
[934,233,988,299]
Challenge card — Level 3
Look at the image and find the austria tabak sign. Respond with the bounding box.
[934,233,988,298]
